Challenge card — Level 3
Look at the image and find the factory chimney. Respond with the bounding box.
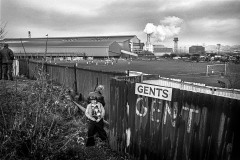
[217,44,221,54]
[144,33,153,52]
[146,34,151,45]
[173,37,178,54]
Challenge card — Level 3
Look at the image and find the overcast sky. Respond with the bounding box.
[1,0,240,47]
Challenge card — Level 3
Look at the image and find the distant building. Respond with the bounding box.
[189,46,205,54]
[144,43,153,52]
[138,50,155,59]
[153,45,173,57]
[132,42,144,54]
[1,35,143,58]
[154,45,165,48]
[116,35,143,53]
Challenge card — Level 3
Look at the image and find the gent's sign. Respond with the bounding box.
[135,83,172,101]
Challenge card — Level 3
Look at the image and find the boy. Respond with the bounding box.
[85,96,107,146]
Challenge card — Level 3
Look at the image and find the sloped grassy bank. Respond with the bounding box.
[0,73,128,159]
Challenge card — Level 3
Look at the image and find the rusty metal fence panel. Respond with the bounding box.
[109,78,240,160]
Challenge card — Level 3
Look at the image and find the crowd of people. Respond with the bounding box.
[0,43,14,80]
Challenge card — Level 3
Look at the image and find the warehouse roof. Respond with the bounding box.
[6,40,120,48]
[2,35,137,43]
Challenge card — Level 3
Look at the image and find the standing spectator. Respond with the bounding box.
[85,95,107,146]
[0,44,14,80]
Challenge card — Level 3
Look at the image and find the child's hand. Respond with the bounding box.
[96,118,101,122]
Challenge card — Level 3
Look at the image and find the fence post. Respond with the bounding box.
[140,74,143,82]
[27,59,30,78]
[74,64,78,93]
[94,77,99,91]
[44,62,48,73]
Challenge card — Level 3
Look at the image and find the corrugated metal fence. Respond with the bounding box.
[18,59,126,119]
[109,77,240,160]
[18,59,240,159]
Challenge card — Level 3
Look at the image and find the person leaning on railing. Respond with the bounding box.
[0,44,14,80]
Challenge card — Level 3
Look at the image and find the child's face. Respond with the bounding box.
[91,99,97,104]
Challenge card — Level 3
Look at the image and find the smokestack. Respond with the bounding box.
[147,34,151,45]
[144,34,153,52]
[173,37,178,53]
[28,31,31,38]
[217,44,221,54]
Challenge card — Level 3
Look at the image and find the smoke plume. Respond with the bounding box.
[144,16,183,42]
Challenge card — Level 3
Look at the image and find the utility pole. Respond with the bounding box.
[45,34,48,61]
[20,38,27,59]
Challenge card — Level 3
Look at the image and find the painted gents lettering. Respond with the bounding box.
[162,89,169,98]
[151,99,163,123]
[144,86,149,95]
[135,97,200,133]
[182,106,199,133]
[150,87,155,96]
[163,102,177,127]
[155,88,163,97]
[135,97,147,117]
[135,83,172,101]
[137,85,143,93]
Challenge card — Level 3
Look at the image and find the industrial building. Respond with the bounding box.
[173,37,179,54]
[144,34,153,52]
[1,35,142,58]
[138,50,155,59]
[189,46,205,55]
[143,36,175,57]
[153,45,173,57]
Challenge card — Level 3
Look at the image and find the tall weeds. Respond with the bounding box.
[0,67,86,159]
[0,63,129,160]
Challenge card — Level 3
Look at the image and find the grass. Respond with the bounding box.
[53,58,240,89]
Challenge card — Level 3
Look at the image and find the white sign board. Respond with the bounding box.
[135,83,172,101]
